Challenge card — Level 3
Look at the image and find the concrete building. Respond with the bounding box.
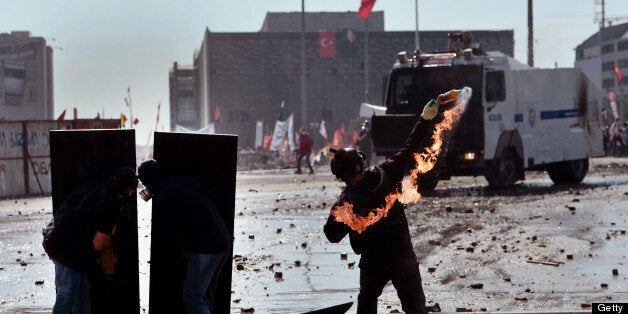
[172,12,514,147]
[169,62,198,130]
[575,22,628,121]
[0,31,54,120]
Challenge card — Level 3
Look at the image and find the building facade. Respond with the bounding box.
[575,23,628,121]
[169,62,199,130]
[172,12,514,147]
[0,31,54,120]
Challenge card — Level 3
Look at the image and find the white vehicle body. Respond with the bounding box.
[371,49,604,188]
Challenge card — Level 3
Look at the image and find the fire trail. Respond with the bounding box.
[331,87,473,234]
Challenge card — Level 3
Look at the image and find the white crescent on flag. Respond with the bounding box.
[320,37,333,48]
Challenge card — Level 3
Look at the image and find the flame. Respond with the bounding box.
[332,87,472,233]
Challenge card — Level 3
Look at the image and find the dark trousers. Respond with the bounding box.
[296,152,314,173]
[357,257,427,314]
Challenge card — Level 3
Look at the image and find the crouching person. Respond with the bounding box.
[138,159,232,314]
[43,167,138,314]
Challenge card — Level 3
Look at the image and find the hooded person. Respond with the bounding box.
[324,99,442,314]
[137,159,232,313]
[42,166,138,313]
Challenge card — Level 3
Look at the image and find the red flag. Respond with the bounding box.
[319,31,336,58]
[73,108,77,120]
[214,105,221,122]
[358,0,376,19]
[614,64,623,85]
[57,109,66,121]
[133,117,139,125]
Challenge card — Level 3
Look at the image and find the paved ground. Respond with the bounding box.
[0,157,626,313]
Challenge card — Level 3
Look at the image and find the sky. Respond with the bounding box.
[2,0,627,144]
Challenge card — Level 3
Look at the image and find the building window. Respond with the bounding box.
[602,78,615,88]
[602,43,615,54]
[176,76,194,91]
[177,97,196,122]
[618,40,628,51]
[485,70,506,102]
[618,58,628,68]
[602,61,615,71]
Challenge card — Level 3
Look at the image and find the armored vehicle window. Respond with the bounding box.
[485,70,505,102]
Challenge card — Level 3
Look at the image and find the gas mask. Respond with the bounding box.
[139,188,153,202]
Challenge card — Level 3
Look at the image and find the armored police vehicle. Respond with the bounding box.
[371,34,604,189]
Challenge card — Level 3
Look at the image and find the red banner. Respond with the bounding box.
[614,64,623,85]
[319,31,336,58]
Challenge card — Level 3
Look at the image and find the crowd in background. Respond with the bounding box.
[603,117,628,157]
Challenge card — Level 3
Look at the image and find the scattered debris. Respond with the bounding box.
[613,269,619,276]
[34,280,44,285]
[469,283,483,289]
[526,260,560,267]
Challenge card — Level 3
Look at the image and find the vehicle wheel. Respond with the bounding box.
[416,168,439,191]
[548,158,588,185]
[485,149,522,188]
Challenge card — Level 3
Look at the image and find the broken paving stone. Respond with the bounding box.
[470,283,483,289]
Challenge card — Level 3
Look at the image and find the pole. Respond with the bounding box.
[414,0,420,51]
[364,18,369,102]
[300,0,307,128]
[127,87,133,129]
[527,0,534,67]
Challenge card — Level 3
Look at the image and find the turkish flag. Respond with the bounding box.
[358,0,376,19]
[319,31,336,58]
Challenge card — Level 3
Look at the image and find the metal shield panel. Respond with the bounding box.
[150,132,237,314]
[50,129,138,314]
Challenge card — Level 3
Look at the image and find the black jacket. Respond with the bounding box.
[42,182,122,274]
[324,117,434,267]
[152,176,232,255]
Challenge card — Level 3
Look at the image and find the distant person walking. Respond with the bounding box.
[295,127,314,174]
[610,118,624,156]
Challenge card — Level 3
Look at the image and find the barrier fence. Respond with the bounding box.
[0,119,120,198]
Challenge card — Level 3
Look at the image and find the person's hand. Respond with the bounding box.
[420,99,440,120]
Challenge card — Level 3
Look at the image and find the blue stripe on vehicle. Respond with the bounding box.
[514,114,523,122]
[540,109,582,119]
